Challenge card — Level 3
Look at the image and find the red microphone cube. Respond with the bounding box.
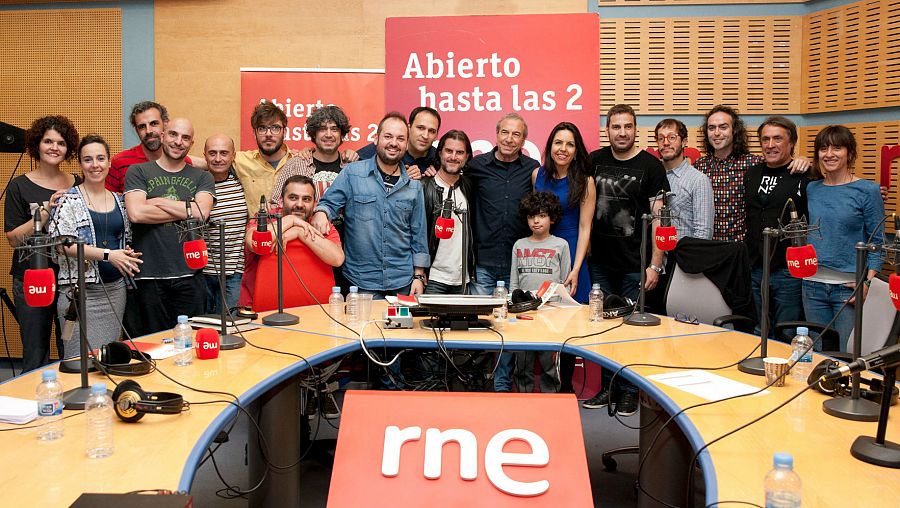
[889,274,900,312]
[23,268,56,307]
[250,230,274,255]
[655,226,677,252]
[786,244,818,278]
[184,239,209,269]
[435,217,455,240]
[195,328,220,359]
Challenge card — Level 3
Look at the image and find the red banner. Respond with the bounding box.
[385,14,600,161]
[239,69,385,152]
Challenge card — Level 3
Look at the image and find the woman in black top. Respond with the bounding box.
[3,116,79,372]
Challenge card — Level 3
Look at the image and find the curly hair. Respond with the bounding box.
[305,105,350,140]
[519,191,562,224]
[25,115,79,162]
[702,105,750,157]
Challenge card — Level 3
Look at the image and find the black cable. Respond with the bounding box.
[0,408,84,431]
[706,502,764,508]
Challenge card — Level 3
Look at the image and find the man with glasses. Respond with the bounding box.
[655,119,713,241]
[233,101,296,212]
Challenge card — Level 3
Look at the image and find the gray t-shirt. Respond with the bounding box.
[509,235,571,293]
[124,161,215,279]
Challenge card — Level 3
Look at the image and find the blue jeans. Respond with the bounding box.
[424,280,465,295]
[802,280,855,352]
[471,265,515,391]
[751,266,804,340]
[205,273,242,315]
[588,262,641,397]
[357,285,411,301]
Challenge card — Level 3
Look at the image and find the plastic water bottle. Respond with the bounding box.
[173,315,194,366]
[347,286,360,328]
[764,452,801,507]
[790,327,813,382]
[35,369,64,441]
[329,286,344,328]
[85,382,114,458]
[589,284,604,323]
[492,281,508,328]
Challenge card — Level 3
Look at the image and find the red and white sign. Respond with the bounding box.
[239,68,385,152]
[385,14,600,161]
[328,391,592,507]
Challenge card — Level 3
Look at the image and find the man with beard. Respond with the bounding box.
[310,112,428,298]
[582,104,669,416]
[233,101,296,212]
[124,117,215,334]
[106,101,193,193]
[421,130,474,294]
[655,118,713,241]
[357,106,441,178]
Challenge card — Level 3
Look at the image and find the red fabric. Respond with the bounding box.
[107,144,192,193]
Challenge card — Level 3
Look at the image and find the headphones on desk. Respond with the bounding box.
[603,294,635,319]
[508,289,543,314]
[94,341,154,377]
[112,380,189,423]
[808,359,898,405]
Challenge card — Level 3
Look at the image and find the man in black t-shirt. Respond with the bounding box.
[744,116,808,338]
[583,104,670,415]
[124,117,216,335]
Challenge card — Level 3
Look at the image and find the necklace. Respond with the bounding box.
[82,186,111,247]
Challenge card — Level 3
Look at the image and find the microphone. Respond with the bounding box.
[784,199,818,278]
[181,200,208,270]
[824,343,900,380]
[250,195,274,255]
[23,207,56,307]
[195,328,220,360]
[434,196,455,240]
[60,290,78,343]
[655,192,676,251]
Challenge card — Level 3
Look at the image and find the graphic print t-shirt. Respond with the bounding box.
[590,147,669,273]
[509,235,571,293]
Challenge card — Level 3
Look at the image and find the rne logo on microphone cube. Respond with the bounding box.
[327,391,592,507]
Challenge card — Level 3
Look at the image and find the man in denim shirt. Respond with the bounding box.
[310,112,430,298]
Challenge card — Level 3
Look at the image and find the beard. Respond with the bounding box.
[376,146,403,166]
[141,134,161,152]
[258,139,284,157]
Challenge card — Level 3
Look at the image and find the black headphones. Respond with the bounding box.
[603,294,635,319]
[112,379,188,423]
[94,341,154,377]
[808,359,898,405]
[508,289,543,314]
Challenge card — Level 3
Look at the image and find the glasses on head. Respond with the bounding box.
[656,134,681,144]
[255,125,283,135]
[675,312,699,325]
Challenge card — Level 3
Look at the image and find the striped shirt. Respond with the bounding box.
[204,168,249,276]
[694,152,762,242]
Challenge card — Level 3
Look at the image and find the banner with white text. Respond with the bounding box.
[385,14,600,161]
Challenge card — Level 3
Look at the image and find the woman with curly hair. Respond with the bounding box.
[52,134,142,358]
[3,115,80,372]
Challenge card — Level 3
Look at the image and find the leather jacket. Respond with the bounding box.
[422,174,476,282]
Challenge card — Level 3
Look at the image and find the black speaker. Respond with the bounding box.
[0,122,25,154]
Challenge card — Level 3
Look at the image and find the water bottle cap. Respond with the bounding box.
[332,286,341,293]
[349,286,359,293]
[91,382,106,394]
[497,281,505,288]
[177,315,188,324]
[797,327,808,336]
[773,452,793,468]
[41,370,56,381]
[592,283,601,290]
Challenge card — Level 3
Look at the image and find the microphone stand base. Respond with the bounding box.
[219,333,246,350]
[58,358,97,375]
[62,385,95,410]
[851,436,900,468]
[624,312,660,327]
[823,395,880,422]
[737,357,766,376]
[262,312,299,326]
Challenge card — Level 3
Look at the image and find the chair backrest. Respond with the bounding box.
[665,264,733,325]
[848,276,900,356]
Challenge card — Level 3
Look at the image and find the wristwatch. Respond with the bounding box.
[413,274,427,285]
[103,249,111,262]
[649,264,663,274]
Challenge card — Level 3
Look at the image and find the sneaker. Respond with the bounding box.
[582,388,610,409]
[304,390,317,419]
[323,392,341,420]
[616,390,639,417]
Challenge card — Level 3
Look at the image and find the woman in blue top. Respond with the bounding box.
[52,135,143,358]
[803,125,884,351]
[532,122,596,303]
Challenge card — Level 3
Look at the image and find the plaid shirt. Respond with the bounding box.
[693,152,762,242]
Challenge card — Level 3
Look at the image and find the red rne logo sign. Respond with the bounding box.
[328,391,592,507]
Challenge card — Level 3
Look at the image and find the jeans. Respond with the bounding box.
[802,280,855,352]
[356,285,411,301]
[205,273,242,315]
[751,266,804,339]
[12,277,61,373]
[588,262,641,397]
[424,280,465,295]
[134,273,206,335]
[470,265,515,391]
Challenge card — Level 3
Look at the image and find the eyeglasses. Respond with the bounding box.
[656,134,681,144]
[675,312,699,325]
[255,125,283,135]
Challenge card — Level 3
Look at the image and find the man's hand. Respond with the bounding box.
[292,147,314,161]
[308,210,330,235]
[644,267,659,290]
[563,270,579,296]
[341,149,359,163]
[410,279,425,296]
[788,157,811,174]
[880,185,889,201]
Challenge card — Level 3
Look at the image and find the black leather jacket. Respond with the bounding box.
[422,174,476,283]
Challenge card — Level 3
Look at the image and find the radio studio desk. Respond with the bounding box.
[1,302,898,507]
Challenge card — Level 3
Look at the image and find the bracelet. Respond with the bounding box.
[649,264,663,274]
[413,274,427,285]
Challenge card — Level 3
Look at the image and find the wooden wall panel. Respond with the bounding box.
[597,0,804,4]
[599,16,803,115]
[0,8,122,359]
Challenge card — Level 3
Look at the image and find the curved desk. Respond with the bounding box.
[1,302,898,507]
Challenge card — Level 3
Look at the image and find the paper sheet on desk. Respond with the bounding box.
[0,396,37,424]
[127,341,178,360]
[648,370,767,401]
